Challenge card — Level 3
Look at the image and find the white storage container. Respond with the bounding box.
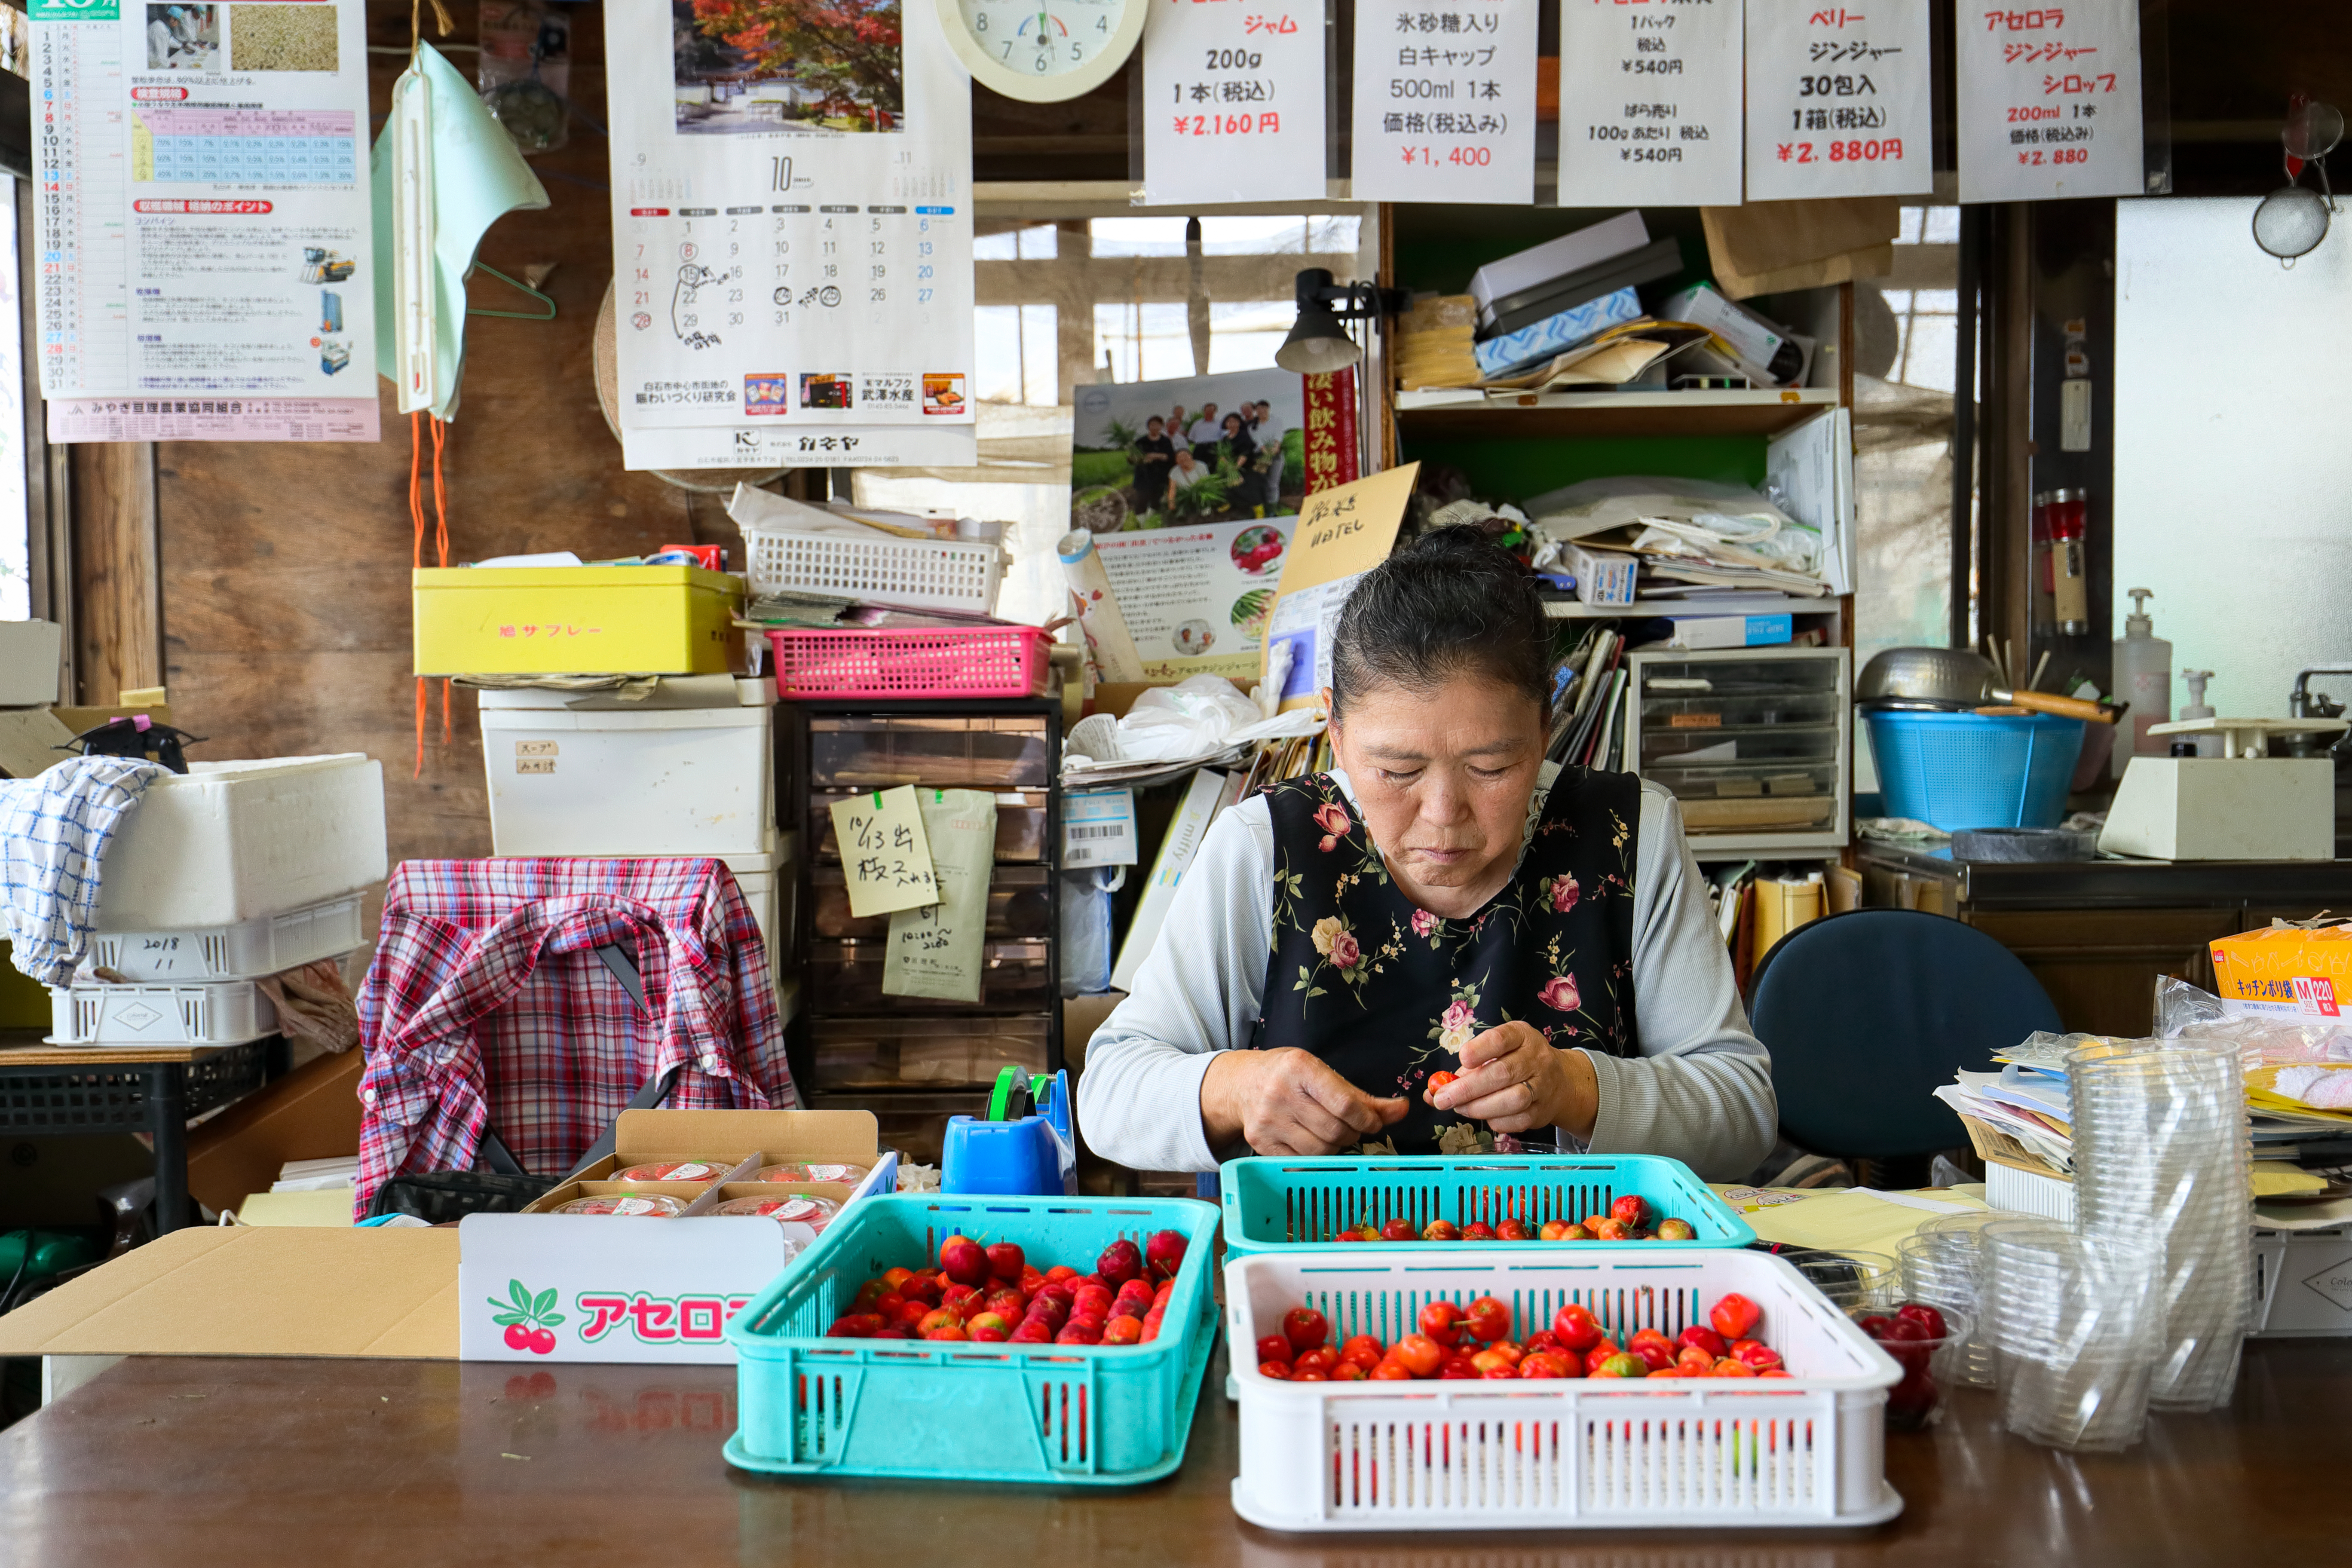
[1226,1248,1903,1532]
[721,844,793,972]
[0,619,65,705]
[86,894,365,982]
[735,522,1003,616]
[49,977,280,1046]
[95,755,389,930]
[1984,1160,2076,1224]
[2254,1225,2352,1337]
[480,679,775,857]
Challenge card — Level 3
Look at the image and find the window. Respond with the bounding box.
[973,303,1057,406]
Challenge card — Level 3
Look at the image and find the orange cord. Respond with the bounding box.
[410,413,456,773]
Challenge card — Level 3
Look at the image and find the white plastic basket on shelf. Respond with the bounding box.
[737,523,1003,616]
[87,894,364,983]
[48,978,280,1046]
[1226,1247,1903,1533]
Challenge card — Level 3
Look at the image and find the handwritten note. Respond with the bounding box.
[1141,0,1327,204]
[1957,0,2144,203]
[885,790,999,1004]
[828,786,939,919]
[1350,0,1539,204]
[1263,462,1416,708]
[1556,0,1744,207]
[1745,0,1933,202]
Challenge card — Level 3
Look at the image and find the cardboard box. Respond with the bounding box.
[2209,921,2352,1020]
[0,1227,462,1359]
[1570,544,1638,608]
[412,564,741,677]
[457,1108,892,1364]
[184,1048,366,1217]
[0,618,64,705]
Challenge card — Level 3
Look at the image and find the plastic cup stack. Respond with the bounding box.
[2065,1037,2254,1412]
[1981,1219,2158,1452]
[1785,1248,1900,1316]
[1898,1228,1998,1388]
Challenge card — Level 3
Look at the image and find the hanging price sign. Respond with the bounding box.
[1958,0,2145,203]
[1745,0,1933,201]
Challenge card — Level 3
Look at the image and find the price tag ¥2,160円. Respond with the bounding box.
[1141,0,1327,204]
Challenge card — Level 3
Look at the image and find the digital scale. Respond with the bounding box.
[2100,716,2350,861]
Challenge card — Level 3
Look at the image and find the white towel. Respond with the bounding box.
[0,755,167,985]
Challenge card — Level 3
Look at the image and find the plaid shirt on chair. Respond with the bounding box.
[354,858,793,1215]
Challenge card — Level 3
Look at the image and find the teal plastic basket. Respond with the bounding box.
[723,1193,1220,1484]
[1219,1154,1755,1259]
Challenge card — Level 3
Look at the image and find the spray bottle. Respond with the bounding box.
[2112,588,2172,776]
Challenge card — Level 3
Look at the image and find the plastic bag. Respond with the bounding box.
[2153,976,2352,1068]
[1060,868,1123,996]
[478,0,570,154]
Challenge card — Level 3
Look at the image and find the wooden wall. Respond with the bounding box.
[151,12,725,864]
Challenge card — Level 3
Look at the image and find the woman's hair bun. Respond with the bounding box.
[1329,524,1552,721]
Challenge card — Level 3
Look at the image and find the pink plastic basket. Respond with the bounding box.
[766,625,1053,700]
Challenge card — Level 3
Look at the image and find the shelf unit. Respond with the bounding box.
[1381,204,1857,863]
[780,697,1064,1166]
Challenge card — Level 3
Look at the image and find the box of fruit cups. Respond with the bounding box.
[458,1109,894,1365]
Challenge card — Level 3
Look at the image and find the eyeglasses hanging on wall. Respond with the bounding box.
[2252,97,2343,266]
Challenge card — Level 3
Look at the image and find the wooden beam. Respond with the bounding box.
[69,441,161,704]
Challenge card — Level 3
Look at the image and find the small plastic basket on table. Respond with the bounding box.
[765,626,1053,700]
[1220,1153,1756,1260]
[737,523,1004,616]
[723,1192,1220,1485]
[1227,1246,1905,1532]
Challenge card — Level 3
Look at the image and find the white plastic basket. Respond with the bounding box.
[48,977,281,1046]
[736,524,1002,616]
[87,894,365,983]
[1226,1247,1903,1532]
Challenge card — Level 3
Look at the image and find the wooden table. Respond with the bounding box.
[0,1031,273,1232]
[3,1340,2340,1565]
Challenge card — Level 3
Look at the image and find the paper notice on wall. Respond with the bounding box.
[1092,516,1295,681]
[1744,0,1933,201]
[1263,462,1415,707]
[885,789,995,1004]
[1556,0,1744,207]
[829,785,939,918]
[1265,574,1352,704]
[1142,0,1327,203]
[622,421,978,473]
[603,0,975,465]
[1350,0,1537,204]
[1957,0,2144,204]
[31,0,379,442]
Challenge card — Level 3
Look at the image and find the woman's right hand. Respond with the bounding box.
[1200,1048,1409,1156]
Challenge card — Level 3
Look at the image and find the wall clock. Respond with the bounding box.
[935,0,1145,104]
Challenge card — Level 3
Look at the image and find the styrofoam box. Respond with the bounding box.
[86,893,364,982]
[48,977,279,1046]
[1227,1248,1904,1532]
[95,755,388,930]
[2254,1225,2352,1336]
[1984,1161,2076,1224]
[480,679,774,857]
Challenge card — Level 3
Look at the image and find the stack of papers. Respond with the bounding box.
[1938,1065,2075,1175]
[271,1156,359,1193]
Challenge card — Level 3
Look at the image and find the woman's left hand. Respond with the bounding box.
[1432,1022,1599,1139]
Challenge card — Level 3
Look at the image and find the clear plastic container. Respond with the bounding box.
[808,938,1051,1011]
[1640,723,1841,763]
[554,1194,685,1216]
[810,790,1048,862]
[811,864,1052,940]
[612,1161,735,1184]
[812,1013,1051,1089]
[714,1194,840,1230]
[754,1162,871,1185]
[806,715,1051,790]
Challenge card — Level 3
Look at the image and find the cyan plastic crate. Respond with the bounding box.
[1220,1154,1755,1260]
[723,1192,1220,1484]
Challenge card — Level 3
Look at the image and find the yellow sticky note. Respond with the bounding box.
[829,786,940,918]
[1275,464,1419,597]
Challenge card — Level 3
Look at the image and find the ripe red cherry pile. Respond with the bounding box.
[824,1229,1188,1346]
[1256,1290,1788,1382]
[1329,1193,1698,1244]
[1859,1302,1949,1428]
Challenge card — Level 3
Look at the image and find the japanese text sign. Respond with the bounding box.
[1558,0,1744,206]
[1143,0,1328,202]
[1745,0,1932,200]
[1351,0,1538,203]
[829,786,940,918]
[1958,0,2144,202]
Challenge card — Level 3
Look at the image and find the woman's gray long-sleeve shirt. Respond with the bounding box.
[1075,769,1778,1179]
